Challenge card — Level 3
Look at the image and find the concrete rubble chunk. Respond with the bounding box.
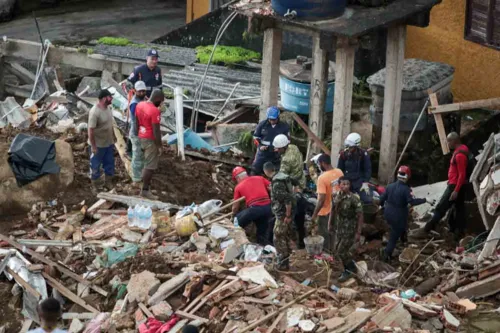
[149,271,189,306]
[322,317,345,330]
[442,309,460,331]
[127,270,161,303]
[68,318,84,333]
[371,300,411,330]
[150,301,173,320]
[456,272,500,299]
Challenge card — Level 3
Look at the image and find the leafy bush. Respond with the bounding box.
[196,45,261,65]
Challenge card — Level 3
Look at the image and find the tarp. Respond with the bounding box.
[0,97,32,128]
[8,133,60,186]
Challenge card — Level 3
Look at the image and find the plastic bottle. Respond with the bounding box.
[138,206,146,228]
[143,207,152,229]
[127,206,135,227]
[234,216,239,228]
[135,205,143,228]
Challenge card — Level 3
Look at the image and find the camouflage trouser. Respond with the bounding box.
[274,218,292,259]
[332,230,356,266]
[130,134,144,182]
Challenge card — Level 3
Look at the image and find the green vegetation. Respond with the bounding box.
[238,131,257,154]
[163,88,191,100]
[196,45,261,66]
[97,37,133,46]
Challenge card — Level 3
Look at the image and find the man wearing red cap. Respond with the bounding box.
[231,166,274,245]
[377,165,431,261]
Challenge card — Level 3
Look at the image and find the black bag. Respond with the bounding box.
[8,134,61,186]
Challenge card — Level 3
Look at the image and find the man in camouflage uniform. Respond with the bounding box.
[330,176,364,282]
[263,161,297,270]
[273,134,307,248]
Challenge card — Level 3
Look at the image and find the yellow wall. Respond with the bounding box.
[406,0,500,102]
[186,0,210,23]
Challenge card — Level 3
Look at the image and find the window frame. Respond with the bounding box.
[464,0,500,51]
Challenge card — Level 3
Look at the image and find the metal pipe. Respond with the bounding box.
[214,82,241,120]
[391,98,430,177]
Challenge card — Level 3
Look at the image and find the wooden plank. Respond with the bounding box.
[291,113,330,156]
[176,310,209,324]
[6,267,41,299]
[331,36,356,166]
[267,312,285,333]
[0,233,108,297]
[62,313,97,320]
[0,252,13,275]
[456,271,500,298]
[378,25,407,184]
[478,216,500,261]
[184,150,249,167]
[17,239,73,247]
[19,319,33,333]
[42,272,100,313]
[240,288,317,333]
[206,107,250,127]
[428,91,450,155]
[139,303,154,318]
[240,296,274,305]
[5,62,36,83]
[308,34,329,157]
[430,97,500,114]
[86,199,112,215]
[113,122,133,180]
[260,28,283,121]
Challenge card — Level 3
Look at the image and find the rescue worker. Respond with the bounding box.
[273,134,307,248]
[88,89,115,192]
[135,89,165,199]
[127,49,162,98]
[311,154,344,253]
[263,161,297,270]
[252,106,290,175]
[231,166,274,246]
[423,132,470,240]
[129,81,147,185]
[330,177,364,282]
[377,166,430,262]
[337,132,372,203]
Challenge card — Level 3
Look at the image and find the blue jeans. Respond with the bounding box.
[89,145,115,180]
[236,204,274,246]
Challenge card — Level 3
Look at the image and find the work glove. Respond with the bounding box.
[361,182,370,194]
[426,198,436,205]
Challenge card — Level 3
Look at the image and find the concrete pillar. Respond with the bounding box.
[331,37,356,167]
[378,25,407,184]
[260,28,283,120]
[308,34,329,158]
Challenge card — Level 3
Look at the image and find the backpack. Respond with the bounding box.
[452,149,476,183]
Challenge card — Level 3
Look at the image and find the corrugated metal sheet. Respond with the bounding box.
[163,63,261,117]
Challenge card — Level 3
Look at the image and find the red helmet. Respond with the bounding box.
[398,165,411,179]
[232,167,247,181]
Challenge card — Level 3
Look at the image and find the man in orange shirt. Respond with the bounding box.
[311,154,344,253]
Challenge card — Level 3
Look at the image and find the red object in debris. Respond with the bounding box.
[0,241,10,247]
[138,315,180,333]
[456,246,465,254]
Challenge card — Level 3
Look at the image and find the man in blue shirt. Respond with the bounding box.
[377,165,431,262]
[337,132,372,203]
[252,106,290,175]
[129,81,147,184]
[127,49,162,97]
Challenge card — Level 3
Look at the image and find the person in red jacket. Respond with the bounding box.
[231,167,274,245]
[424,132,469,239]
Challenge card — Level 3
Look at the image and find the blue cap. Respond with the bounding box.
[266,106,280,120]
[147,49,159,58]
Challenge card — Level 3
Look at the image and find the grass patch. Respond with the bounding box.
[196,45,261,65]
[97,37,133,46]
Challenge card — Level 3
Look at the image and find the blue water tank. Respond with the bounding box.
[272,0,347,20]
[279,76,335,114]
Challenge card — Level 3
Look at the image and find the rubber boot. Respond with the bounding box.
[338,270,352,283]
[380,248,392,264]
[104,175,114,191]
[91,179,104,194]
[339,260,357,282]
[276,255,290,271]
[140,189,159,201]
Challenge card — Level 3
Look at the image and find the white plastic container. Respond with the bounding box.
[143,207,152,229]
[127,206,136,227]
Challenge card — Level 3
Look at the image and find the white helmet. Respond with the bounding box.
[310,153,322,169]
[273,134,290,149]
[344,132,361,148]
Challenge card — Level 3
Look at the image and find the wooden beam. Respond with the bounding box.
[291,113,330,156]
[428,92,450,155]
[6,267,41,299]
[378,25,407,184]
[42,272,99,313]
[260,28,282,121]
[0,233,108,297]
[62,313,97,320]
[430,97,500,114]
[478,216,500,261]
[113,122,133,180]
[139,303,155,318]
[331,37,356,167]
[184,150,249,167]
[308,34,329,158]
[175,310,209,324]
